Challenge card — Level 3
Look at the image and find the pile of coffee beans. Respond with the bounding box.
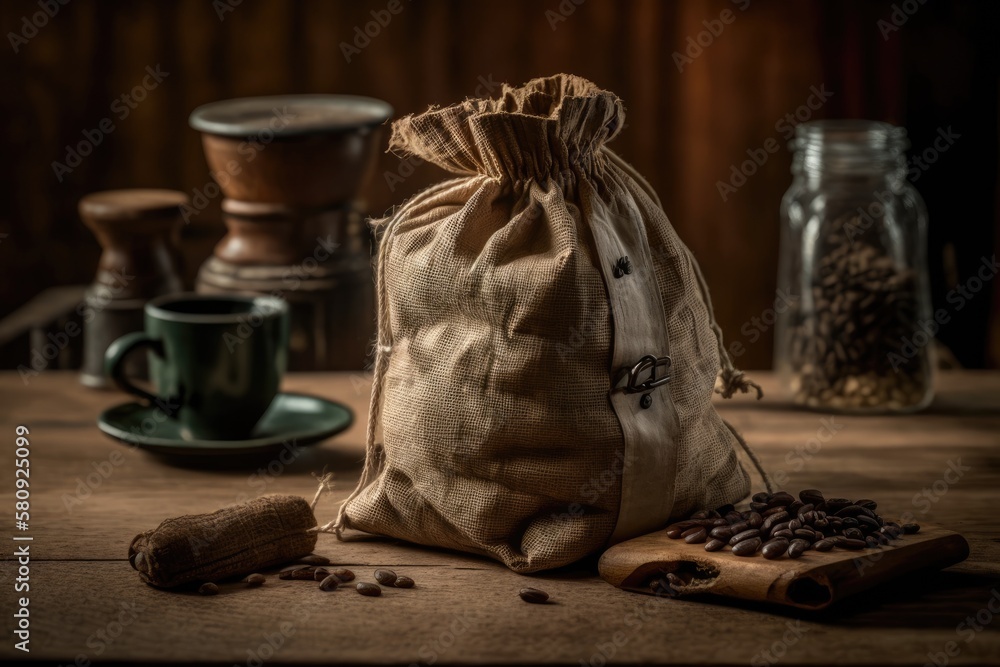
[786,217,930,412]
[664,489,919,561]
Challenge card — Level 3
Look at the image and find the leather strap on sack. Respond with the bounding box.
[583,179,680,544]
[603,148,772,494]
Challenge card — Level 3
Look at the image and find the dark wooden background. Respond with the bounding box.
[0,0,996,370]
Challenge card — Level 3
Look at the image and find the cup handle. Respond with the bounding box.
[104,332,165,406]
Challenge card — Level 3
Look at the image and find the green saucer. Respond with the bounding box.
[97,392,352,456]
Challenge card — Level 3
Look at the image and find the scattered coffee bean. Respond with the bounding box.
[356,582,381,597]
[198,582,219,596]
[394,576,415,589]
[813,538,835,552]
[733,537,762,556]
[243,573,266,587]
[729,529,761,546]
[902,523,921,534]
[839,538,867,550]
[374,569,397,586]
[319,575,340,591]
[519,587,549,604]
[280,566,317,581]
[762,538,790,559]
[705,538,727,552]
[709,526,734,540]
[313,568,331,581]
[683,527,708,544]
[332,568,355,582]
[788,539,810,558]
[297,554,331,566]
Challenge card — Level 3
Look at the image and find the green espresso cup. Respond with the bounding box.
[104,293,290,440]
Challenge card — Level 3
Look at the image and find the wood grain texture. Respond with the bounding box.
[0,371,998,665]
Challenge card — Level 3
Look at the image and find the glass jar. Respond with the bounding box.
[774,120,934,413]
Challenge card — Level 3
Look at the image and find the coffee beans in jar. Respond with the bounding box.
[775,120,934,414]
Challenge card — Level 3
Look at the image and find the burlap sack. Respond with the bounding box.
[325,75,765,573]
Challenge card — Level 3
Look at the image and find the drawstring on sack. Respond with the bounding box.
[313,213,400,538]
[602,148,771,493]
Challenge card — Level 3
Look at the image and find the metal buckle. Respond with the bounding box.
[620,354,672,394]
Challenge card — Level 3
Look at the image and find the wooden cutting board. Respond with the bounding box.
[598,524,969,610]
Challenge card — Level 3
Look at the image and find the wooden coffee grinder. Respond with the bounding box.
[188,95,392,370]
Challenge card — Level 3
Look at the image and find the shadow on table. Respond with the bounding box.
[673,568,1000,628]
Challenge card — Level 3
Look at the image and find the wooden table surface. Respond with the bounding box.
[1,371,999,666]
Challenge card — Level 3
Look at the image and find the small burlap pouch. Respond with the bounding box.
[129,494,317,587]
[321,74,767,573]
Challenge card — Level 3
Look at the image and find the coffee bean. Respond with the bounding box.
[839,538,867,550]
[763,511,789,531]
[788,539,810,558]
[243,573,265,587]
[279,566,316,580]
[799,489,825,505]
[709,526,734,540]
[297,554,331,566]
[690,510,711,520]
[374,569,397,586]
[357,582,381,597]
[824,498,853,513]
[682,527,707,544]
[769,492,795,507]
[198,582,219,596]
[835,505,866,518]
[732,537,762,556]
[705,538,727,552]
[716,504,736,516]
[519,587,549,604]
[729,520,750,534]
[763,506,788,518]
[844,528,864,541]
[772,529,795,540]
[332,568,355,582]
[313,568,331,581]
[752,492,770,503]
[793,528,816,541]
[813,538,835,552]
[865,536,880,548]
[394,576,415,589]
[729,529,761,546]
[857,515,880,531]
[902,523,921,534]
[747,512,763,528]
[319,575,339,591]
[762,538,790,559]
[750,501,769,512]
[855,499,878,510]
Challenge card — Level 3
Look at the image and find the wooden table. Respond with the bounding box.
[2,371,999,666]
